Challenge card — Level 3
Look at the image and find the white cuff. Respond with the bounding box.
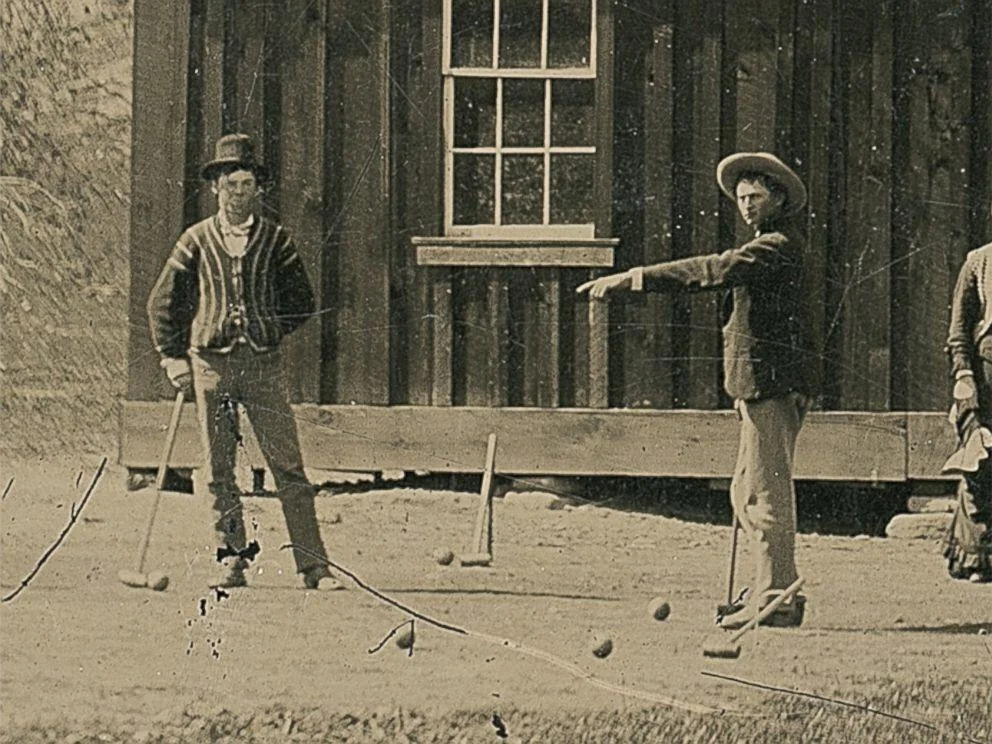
[956,370,975,380]
[629,267,644,292]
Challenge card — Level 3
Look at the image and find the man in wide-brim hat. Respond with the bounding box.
[148,133,344,591]
[578,151,818,629]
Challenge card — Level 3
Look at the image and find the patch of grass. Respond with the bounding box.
[2,689,989,744]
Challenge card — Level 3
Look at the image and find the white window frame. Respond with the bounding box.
[442,0,598,239]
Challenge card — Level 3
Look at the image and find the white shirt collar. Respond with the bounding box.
[218,212,255,237]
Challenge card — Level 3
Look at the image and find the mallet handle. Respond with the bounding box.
[470,433,498,555]
[137,390,185,573]
[725,515,740,606]
[728,576,805,644]
[155,390,186,491]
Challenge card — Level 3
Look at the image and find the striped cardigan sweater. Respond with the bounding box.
[147,214,315,358]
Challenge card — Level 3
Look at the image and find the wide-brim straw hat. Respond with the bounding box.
[716,152,807,215]
[201,133,269,182]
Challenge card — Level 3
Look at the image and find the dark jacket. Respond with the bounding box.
[947,243,992,379]
[147,215,315,359]
[639,225,816,401]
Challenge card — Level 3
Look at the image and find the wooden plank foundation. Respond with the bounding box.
[119,403,933,482]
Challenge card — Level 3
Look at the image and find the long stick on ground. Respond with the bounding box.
[283,543,725,715]
[701,670,985,744]
[2,457,107,603]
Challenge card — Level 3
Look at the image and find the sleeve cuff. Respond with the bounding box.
[629,267,644,292]
[956,369,975,380]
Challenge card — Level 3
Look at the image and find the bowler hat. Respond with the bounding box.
[201,133,269,182]
[716,152,807,214]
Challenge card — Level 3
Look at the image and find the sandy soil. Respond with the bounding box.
[1,459,990,742]
[4,6,986,741]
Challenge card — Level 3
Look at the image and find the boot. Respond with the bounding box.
[719,594,806,630]
[301,564,346,591]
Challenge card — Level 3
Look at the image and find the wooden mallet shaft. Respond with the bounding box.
[459,433,498,567]
[716,514,742,618]
[119,389,184,591]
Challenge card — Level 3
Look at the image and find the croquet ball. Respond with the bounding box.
[395,626,415,650]
[146,571,169,592]
[591,637,613,659]
[433,548,455,566]
[648,597,671,621]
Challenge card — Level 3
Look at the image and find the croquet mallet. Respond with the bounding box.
[715,514,746,622]
[459,433,498,567]
[702,576,805,659]
[118,389,185,591]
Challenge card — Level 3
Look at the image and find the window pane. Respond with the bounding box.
[550,79,594,146]
[451,0,494,67]
[502,155,544,224]
[550,154,593,224]
[454,78,497,147]
[548,0,592,67]
[453,154,495,224]
[499,0,542,68]
[502,78,544,147]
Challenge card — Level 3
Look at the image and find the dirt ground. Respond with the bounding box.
[1,458,989,743]
[2,4,988,741]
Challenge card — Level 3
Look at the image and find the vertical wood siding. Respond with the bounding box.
[128,0,992,414]
[126,0,191,400]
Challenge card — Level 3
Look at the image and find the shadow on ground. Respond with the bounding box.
[136,467,911,539]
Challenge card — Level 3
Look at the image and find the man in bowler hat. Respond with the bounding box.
[577,152,817,628]
[148,133,343,590]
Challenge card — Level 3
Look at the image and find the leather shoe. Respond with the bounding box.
[302,565,345,591]
[719,595,806,630]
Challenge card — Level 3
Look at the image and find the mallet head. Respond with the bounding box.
[118,569,147,588]
[118,568,169,592]
[702,639,742,659]
[458,552,492,567]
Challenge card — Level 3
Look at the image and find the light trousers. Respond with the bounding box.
[191,344,328,574]
[730,392,808,603]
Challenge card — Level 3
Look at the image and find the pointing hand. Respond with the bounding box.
[576,271,633,300]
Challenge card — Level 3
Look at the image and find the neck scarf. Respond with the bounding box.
[217,213,254,258]
[218,212,254,237]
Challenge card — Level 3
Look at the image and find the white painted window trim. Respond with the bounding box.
[442,0,600,240]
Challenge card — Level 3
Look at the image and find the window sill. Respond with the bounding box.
[411,237,618,267]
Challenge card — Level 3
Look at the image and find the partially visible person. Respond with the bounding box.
[147,133,343,591]
[578,152,819,627]
[942,242,992,582]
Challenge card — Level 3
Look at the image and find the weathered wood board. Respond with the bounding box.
[121,403,911,481]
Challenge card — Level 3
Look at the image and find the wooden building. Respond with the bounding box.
[121,0,992,483]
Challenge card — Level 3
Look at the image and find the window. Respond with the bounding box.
[443,0,598,239]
